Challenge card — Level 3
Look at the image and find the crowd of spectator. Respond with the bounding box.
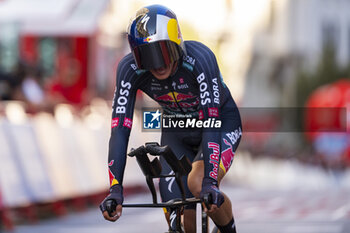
[0,60,92,114]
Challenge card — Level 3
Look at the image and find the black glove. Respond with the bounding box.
[99,184,123,217]
[200,177,225,209]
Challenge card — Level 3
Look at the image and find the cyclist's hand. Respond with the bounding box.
[100,184,123,222]
[200,177,225,213]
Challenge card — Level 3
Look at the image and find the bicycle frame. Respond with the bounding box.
[122,142,209,233]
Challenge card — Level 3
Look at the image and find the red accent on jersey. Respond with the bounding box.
[208,107,219,117]
[221,139,235,172]
[123,117,133,128]
[199,110,204,120]
[111,118,119,128]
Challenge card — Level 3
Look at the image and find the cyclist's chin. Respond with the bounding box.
[152,73,170,80]
[150,64,173,80]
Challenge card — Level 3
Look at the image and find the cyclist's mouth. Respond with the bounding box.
[153,67,167,75]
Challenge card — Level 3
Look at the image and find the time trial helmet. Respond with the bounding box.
[127,5,186,70]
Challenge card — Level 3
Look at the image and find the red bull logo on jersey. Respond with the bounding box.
[108,160,119,186]
[178,98,199,108]
[175,92,195,101]
[108,160,114,166]
[154,93,174,102]
[221,138,235,173]
[154,92,196,103]
[208,142,220,180]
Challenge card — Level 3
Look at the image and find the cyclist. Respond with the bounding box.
[100,5,242,233]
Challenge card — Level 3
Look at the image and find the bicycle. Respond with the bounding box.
[105,142,219,233]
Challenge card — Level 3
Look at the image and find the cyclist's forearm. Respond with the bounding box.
[202,130,221,182]
[108,129,131,186]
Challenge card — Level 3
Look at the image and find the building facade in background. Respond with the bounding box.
[242,0,350,107]
[0,0,109,105]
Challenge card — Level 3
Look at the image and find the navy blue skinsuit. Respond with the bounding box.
[108,40,242,203]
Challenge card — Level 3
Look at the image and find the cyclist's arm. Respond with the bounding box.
[193,43,225,183]
[189,41,230,210]
[108,58,138,188]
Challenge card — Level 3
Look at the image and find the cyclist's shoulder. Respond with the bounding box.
[117,53,147,79]
[117,53,134,70]
[183,40,218,72]
[184,40,215,58]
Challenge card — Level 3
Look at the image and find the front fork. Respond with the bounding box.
[168,207,183,233]
[202,203,209,233]
[167,204,209,233]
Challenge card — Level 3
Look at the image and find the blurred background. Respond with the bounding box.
[0,0,350,232]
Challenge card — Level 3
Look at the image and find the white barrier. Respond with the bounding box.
[32,112,82,199]
[32,110,111,199]
[6,119,55,202]
[0,117,32,207]
[228,151,350,191]
[1,101,349,210]
[0,101,161,208]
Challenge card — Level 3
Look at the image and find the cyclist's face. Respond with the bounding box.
[150,62,175,80]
